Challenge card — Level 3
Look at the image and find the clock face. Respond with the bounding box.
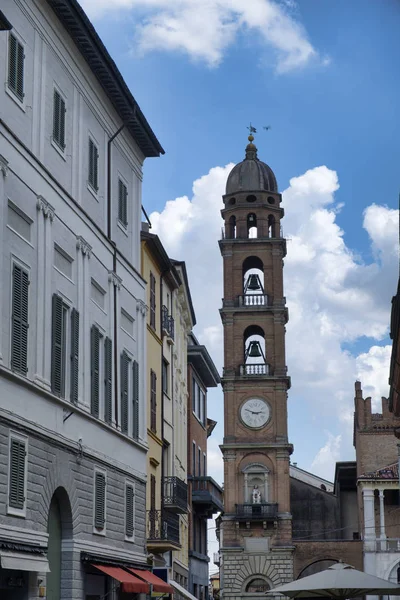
[240,398,270,429]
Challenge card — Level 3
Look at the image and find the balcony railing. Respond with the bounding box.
[366,538,400,552]
[235,503,278,521]
[240,363,270,376]
[163,476,188,513]
[213,552,220,566]
[190,476,224,514]
[239,294,268,307]
[162,305,175,341]
[147,510,180,548]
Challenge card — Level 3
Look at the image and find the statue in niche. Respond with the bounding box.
[252,484,262,504]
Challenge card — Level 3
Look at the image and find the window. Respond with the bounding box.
[8,201,31,241]
[198,447,201,476]
[8,434,27,514]
[162,359,168,395]
[118,178,128,226]
[150,272,156,329]
[53,89,66,150]
[203,453,206,477]
[51,295,79,399]
[150,369,157,433]
[125,483,135,539]
[8,33,24,101]
[192,378,206,425]
[94,471,106,531]
[11,264,29,375]
[245,579,270,594]
[192,442,196,476]
[91,327,112,421]
[150,474,156,512]
[54,245,73,279]
[91,280,105,310]
[121,309,134,337]
[88,138,99,192]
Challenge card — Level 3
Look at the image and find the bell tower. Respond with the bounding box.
[219,135,294,599]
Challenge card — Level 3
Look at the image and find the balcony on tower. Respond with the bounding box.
[235,502,278,521]
[162,475,188,513]
[189,475,224,517]
[147,509,181,553]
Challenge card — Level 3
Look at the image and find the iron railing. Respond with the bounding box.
[163,476,188,513]
[147,510,180,545]
[162,305,175,340]
[235,503,278,520]
[190,476,224,512]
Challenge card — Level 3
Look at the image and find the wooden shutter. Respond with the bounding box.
[69,309,79,404]
[53,90,66,149]
[132,360,139,439]
[118,179,127,226]
[104,337,112,423]
[91,326,100,417]
[9,438,26,509]
[8,34,24,100]
[94,472,106,529]
[89,139,99,191]
[51,294,64,395]
[11,264,29,374]
[120,352,129,434]
[125,484,134,537]
[150,474,156,512]
[149,272,156,329]
[150,370,157,432]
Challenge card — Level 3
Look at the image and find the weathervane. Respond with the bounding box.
[247,123,271,138]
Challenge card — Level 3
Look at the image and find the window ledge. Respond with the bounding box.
[51,138,66,161]
[5,84,26,112]
[87,182,99,201]
[93,527,106,537]
[117,220,129,236]
[125,535,135,544]
[7,506,26,518]
[6,225,34,248]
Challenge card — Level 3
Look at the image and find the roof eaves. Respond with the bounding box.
[46,0,164,158]
[171,260,196,326]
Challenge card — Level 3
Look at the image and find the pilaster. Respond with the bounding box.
[76,236,92,408]
[0,155,9,363]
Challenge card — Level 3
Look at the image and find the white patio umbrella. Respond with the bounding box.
[266,562,400,599]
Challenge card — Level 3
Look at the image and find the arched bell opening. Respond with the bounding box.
[225,215,236,239]
[247,213,257,239]
[267,214,277,238]
[242,325,268,376]
[242,256,267,307]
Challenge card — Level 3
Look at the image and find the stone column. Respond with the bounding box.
[35,196,55,389]
[264,472,269,502]
[363,487,376,554]
[108,270,121,427]
[0,155,9,364]
[76,236,92,408]
[379,489,387,550]
[244,473,248,503]
[136,299,147,441]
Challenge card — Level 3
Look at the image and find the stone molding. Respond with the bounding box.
[76,235,92,258]
[108,270,122,289]
[0,155,9,177]
[36,195,55,221]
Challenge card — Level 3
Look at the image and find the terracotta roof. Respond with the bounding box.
[359,462,399,480]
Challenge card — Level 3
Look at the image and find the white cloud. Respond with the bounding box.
[311,432,341,479]
[80,0,326,72]
[149,159,398,475]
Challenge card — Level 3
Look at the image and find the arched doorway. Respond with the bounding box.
[47,487,73,600]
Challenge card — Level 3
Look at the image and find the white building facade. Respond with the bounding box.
[0,0,163,598]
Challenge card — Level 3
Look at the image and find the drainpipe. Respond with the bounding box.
[106,123,125,427]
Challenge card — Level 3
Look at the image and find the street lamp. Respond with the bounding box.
[0,10,12,31]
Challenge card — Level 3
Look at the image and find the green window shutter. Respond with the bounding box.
[118,179,128,226]
[89,139,99,191]
[132,360,139,440]
[9,438,26,510]
[8,34,24,100]
[150,370,157,433]
[70,309,79,404]
[53,90,66,150]
[120,351,129,434]
[11,264,29,374]
[125,484,135,537]
[150,273,156,329]
[94,472,106,529]
[91,325,100,417]
[51,294,64,395]
[104,337,112,423]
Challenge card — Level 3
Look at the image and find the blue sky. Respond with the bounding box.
[82,0,399,486]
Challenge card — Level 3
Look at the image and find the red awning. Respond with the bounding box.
[92,565,149,594]
[128,569,174,594]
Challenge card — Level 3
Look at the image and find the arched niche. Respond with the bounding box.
[242,256,266,305]
[242,463,270,503]
[244,577,270,594]
[268,214,277,238]
[243,325,266,374]
[47,487,73,600]
[225,215,236,239]
[298,559,338,579]
[247,213,257,238]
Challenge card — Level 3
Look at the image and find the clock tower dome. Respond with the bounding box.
[219,135,294,599]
